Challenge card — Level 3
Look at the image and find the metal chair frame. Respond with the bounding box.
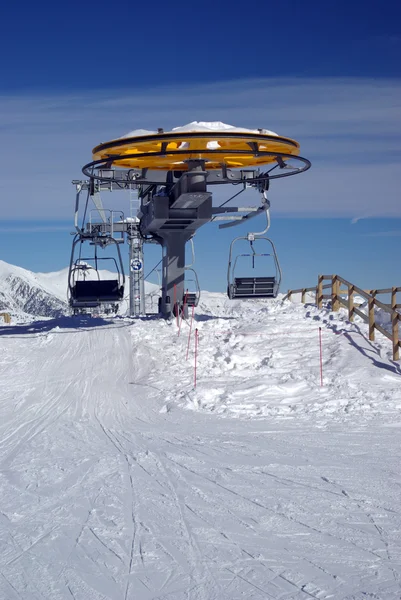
[227,200,282,300]
[68,234,126,310]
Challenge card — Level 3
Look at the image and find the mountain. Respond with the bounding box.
[0,260,69,319]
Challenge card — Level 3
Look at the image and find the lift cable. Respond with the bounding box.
[218,185,245,208]
[141,258,163,284]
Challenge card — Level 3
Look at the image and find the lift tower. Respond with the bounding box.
[128,219,145,316]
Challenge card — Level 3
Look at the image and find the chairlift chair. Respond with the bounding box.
[68,234,125,310]
[226,200,282,300]
[184,267,201,308]
[169,239,201,317]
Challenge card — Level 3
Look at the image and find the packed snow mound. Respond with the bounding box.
[135,291,401,421]
[121,121,278,139]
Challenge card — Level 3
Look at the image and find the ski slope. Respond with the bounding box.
[0,296,400,599]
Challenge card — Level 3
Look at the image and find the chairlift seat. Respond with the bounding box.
[186,292,198,307]
[72,280,124,303]
[229,276,277,299]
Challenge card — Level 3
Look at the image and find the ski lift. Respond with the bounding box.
[168,241,201,318]
[183,238,200,308]
[227,198,282,300]
[68,234,125,311]
[184,267,201,308]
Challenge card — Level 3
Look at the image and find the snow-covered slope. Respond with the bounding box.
[0,292,400,599]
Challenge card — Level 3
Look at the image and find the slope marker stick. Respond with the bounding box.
[174,284,178,328]
[186,305,195,360]
[194,328,199,388]
[178,289,188,337]
[319,327,323,387]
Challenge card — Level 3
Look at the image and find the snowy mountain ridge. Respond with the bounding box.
[0,260,69,319]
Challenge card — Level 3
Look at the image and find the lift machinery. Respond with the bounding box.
[70,124,311,317]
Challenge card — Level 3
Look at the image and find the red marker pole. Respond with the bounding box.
[186,304,195,361]
[173,284,179,328]
[178,289,188,337]
[194,328,199,388]
[319,327,323,387]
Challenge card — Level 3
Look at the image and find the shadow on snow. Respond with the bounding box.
[0,315,135,337]
[305,309,401,376]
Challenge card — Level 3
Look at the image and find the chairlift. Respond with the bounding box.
[68,234,125,311]
[227,199,282,300]
[183,238,200,308]
[146,269,162,314]
[184,267,201,308]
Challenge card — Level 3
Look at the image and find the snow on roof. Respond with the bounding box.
[120,121,278,139]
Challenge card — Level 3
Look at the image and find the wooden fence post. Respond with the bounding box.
[287,290,292,302]
[348,284,355,322]
[391,287,397,311]
[392,312,399,361]
[368,297,375,341]
[317,276,323,309]
[301,288,306,304]
[332,275,339,311]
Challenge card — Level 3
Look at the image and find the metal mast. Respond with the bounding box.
[139,160,211,318]
[128,190,145,316]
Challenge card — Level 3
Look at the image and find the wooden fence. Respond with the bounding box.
[284,275,401,361]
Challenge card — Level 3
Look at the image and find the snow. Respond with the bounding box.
[121,121,279,140]
[0,268,401,598]
[36,266,70,301]
[181,294,401,420]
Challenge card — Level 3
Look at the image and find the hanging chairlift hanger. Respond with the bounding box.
[227,194,282,300]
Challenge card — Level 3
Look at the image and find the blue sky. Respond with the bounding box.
[0,0,400,293]
[2,0,401,88]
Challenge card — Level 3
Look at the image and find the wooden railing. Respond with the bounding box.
[284,275,401,360]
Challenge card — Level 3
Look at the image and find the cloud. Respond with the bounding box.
[363,230,401,237]
[0,225,72,233]
[351,216,371,224]
[0,77,400,219]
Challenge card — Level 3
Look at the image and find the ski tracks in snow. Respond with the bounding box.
[0,301,400,598]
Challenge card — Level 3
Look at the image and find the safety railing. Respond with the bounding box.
[284,275,401,360]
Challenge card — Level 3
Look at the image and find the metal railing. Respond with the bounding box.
[284,275,401,360]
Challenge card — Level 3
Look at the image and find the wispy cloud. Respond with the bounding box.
[0,225,72,233]
[0,77,400,219]
[363,230,401,237]
[351,216,373,224]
